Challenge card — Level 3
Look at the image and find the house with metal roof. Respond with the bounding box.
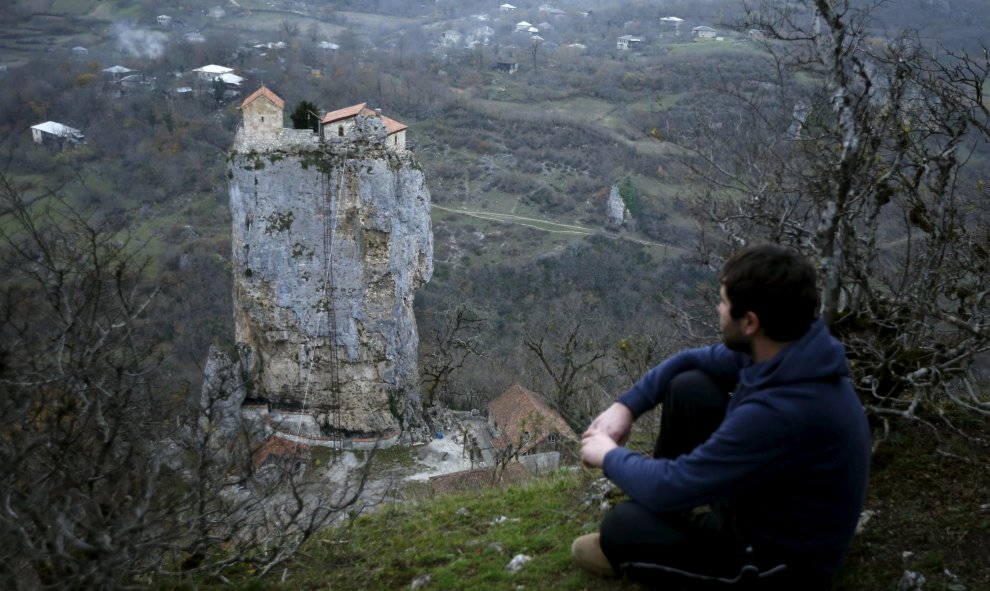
[30,121,84,150]
[692,25,718,40]
[192,64,234,80]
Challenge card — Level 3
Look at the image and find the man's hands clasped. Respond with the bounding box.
[580,402,633,469]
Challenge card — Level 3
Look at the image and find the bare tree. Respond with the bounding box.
[669,0,990,435]
[524,317,609,430]
[0,176,370,589]
[528,37,543,73]
[420,304,487,407]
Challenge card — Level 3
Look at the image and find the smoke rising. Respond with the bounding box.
[114,23,168,59]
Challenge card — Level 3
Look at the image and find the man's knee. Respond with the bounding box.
[667,369,729,410]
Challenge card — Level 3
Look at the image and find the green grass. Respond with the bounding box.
[181,417,989,591]
[49,0,96,16]
[278,470,619,591]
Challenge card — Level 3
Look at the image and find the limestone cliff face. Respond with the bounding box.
[228,116,433,437]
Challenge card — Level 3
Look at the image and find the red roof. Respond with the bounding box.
[241,85,284,110]
[487,384,578,454]
[321,103,408,135]
[320,102,374,124]
[380,114,408,134]
[251,436,309,468]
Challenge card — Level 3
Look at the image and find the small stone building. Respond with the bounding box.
[321,102,408,151]
[240,86,284,142]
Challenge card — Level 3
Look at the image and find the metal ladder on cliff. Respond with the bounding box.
[317,168,344,456]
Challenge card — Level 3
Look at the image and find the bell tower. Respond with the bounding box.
[240,86,284,142]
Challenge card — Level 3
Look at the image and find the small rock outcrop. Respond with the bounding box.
[224,87,433,442]
[606,183,629,226]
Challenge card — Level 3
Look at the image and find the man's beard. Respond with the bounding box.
[722,330,753,356]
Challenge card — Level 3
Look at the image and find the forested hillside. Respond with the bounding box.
[1,0,988,588]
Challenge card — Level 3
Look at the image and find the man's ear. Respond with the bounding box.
[743,310,761,336]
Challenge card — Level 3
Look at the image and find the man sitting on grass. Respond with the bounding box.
[574,244,871,590]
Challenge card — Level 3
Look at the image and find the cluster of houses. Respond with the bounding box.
[434,2,724,62]
[28,61,255,151]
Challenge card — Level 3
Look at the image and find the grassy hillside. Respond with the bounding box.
[174,420,988,591]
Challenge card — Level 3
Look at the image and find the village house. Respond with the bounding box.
[617,34,643,50]
[217,72,245,87]
[192,64,234,81]
[495,61,519,74]
[660,16,684,34]
[102,65,135,80]
[515,20,533,32]
[468,25,495,46]
[487,384,579,464]
[30,121,84,150]
[500,3,517,12]
[441,29,462,48]
[157,14,172,26]
[693,25,718,40]
[104,69,148,97]
[253,41,287,52]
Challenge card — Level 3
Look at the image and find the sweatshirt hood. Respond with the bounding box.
[738,318,850,390]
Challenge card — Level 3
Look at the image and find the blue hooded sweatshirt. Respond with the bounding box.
[603,318,871,574]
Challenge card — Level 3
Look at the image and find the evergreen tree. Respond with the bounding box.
[290,100,319,132]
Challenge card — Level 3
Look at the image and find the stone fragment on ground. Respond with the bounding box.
[506,554,532,573]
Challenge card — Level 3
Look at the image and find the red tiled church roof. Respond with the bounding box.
[241,85,285,110]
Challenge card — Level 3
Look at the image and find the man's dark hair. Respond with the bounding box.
[721,244,819,342]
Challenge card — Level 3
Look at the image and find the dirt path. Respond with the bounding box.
[431,204,687,255]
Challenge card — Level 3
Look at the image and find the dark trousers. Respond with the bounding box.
[598,370,832,590]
